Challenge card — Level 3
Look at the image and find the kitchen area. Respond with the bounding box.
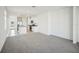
[8,16,38,37]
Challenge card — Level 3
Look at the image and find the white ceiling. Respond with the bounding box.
[6,6,71,16]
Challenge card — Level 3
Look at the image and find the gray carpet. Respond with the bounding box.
[1,32,79,53]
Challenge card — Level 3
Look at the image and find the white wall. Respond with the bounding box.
[0,7,7,51]
[7,16,17,36]
[50,7,73,39]
[77,8,79,42]
[36,12,49,35]
[72,7,78,43]
[76,7,79,42]
[33,7,73,40]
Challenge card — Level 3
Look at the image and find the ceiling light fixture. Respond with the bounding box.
[32,6,36,8]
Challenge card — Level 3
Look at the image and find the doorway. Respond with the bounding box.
[17,16,28,34]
